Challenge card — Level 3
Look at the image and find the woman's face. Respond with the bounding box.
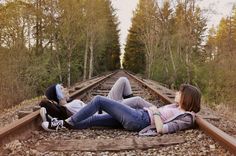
[174,91,181,105]
[61,86,70,100]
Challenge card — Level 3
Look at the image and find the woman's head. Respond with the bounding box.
[178,84,201,113]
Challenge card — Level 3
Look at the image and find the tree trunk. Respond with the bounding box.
[27,20,31,50]
[88,39,94,79]
[58,60,62,82]
[56,51,62,82]
[168,43,177,80]
[67,47,72,87]
[185,49,191,83]
[67,58,71,87]
[36,0,42,55]
[83,34,89,80]
[145,50,151,78]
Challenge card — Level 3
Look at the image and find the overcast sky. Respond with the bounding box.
[111,0,236,53]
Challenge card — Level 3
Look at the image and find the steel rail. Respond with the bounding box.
[0,71,118,147]
[125,71,236,155]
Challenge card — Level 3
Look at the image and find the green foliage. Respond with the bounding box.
[123,29,146,73]
[0,0,120,109]
[204,8,236,106]
[124,0,158,74]
[124,0,207,88]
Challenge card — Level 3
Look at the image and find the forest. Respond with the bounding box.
[0,0,120,108]
[124,0,236,112]
[0,0,235,113]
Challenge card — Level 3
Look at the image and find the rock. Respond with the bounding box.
[209,144,216,150]
[197,134,203,139]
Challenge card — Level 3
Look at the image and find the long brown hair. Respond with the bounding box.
[179,84,201,113]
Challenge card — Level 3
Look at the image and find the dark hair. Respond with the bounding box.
[179,84,201,113]
[45,84,59,103]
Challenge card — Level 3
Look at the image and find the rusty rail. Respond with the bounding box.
[0,71,117,147]
[125,71,236,155]
[0,110,41,146]
[196,116,236,154]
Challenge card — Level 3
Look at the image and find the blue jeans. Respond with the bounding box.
[70,96,150,131]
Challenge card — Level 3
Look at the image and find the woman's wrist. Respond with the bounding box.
[153,112,161,116]
[149,106,158,112]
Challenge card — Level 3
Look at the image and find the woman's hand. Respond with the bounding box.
[149,106,163,133]
[153,113,163,133]
[149,106,159,113]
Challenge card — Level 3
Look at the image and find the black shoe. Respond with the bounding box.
[41,118,66,132]
[123,94,134,99]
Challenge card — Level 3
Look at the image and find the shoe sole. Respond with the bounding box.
[40,108,47,122]
[41,122,56,132]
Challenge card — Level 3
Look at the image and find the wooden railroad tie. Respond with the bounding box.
[36,136,185,152]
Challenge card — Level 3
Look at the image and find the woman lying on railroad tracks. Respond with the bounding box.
[41,81,201,135]
[39,83,85,121]
[39,77,150,122]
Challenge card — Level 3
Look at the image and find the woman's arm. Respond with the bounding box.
[149,106,163,133]
[162,114,194,134]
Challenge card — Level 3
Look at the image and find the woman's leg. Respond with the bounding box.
[69,96,149,131]
[107,77,133,101]
[121,96,154,109]
[73,114,122,129]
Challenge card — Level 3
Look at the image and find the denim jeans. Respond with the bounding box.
[70,96,150,131]
[107,77,132,101]
[107,77,153,109]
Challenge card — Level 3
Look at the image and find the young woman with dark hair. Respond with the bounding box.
[39,77,150,121]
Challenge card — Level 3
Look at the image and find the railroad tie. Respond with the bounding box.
[36,136,185,152]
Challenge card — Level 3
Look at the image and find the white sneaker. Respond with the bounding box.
[41,118,65,132]
[40,107,53,122]
[40,108,47,122]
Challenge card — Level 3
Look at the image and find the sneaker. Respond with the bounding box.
[40,107,52,122]
[41,118,65,132]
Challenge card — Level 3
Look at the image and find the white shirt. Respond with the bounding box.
[64,99,86,114]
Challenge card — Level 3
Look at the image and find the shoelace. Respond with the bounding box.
[51,118,58,123]
[51,118,65,131]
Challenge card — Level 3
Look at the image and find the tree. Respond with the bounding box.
[83,0,120,79]
[0,0,120,109]
[125,0,206,88]
[124,0,158,75]
[57,0,83,86]
[204,12,236,104]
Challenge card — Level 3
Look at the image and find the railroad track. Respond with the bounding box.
[0,70,235,155]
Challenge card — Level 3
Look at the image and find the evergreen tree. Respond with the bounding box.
[124,0,158,75]
[123,28,145,73]
[125,0,206,88]
[205,12,236,105]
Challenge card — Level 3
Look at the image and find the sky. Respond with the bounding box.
[111,0,236,54]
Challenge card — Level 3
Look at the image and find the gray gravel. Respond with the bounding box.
[2,129,231,155]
